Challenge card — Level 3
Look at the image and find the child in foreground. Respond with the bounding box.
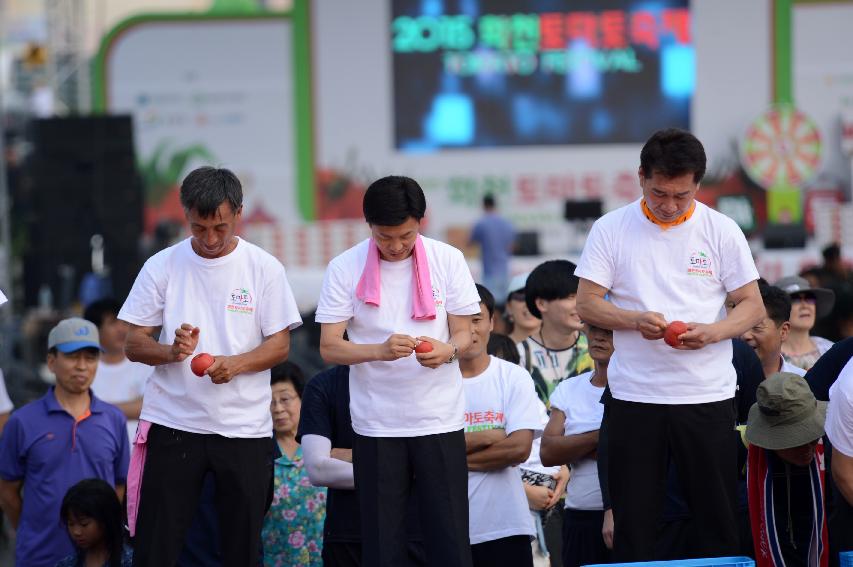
[56,478,132,567]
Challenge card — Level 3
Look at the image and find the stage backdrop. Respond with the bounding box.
[314,0,694,249]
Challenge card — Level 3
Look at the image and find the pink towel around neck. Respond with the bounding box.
[356,236,436,320]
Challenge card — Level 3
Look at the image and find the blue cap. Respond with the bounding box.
[47,318,104,353]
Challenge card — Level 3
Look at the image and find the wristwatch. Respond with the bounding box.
[445,342,459,364]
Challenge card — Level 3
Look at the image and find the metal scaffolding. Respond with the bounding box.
[44,0,89,114]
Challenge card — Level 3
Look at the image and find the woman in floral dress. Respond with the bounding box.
[263,362,327,566]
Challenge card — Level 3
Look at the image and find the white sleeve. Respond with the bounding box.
[719,219,759,293]
[575,218,615,290]
[0,370,13,414]
[315,260,355,324]
[301,434,355,489]
[548,381,570,414]
[260,262,303,336]
[0,289,7,306]
[826,380,853,458]
[118,257,167,327]
[444,247,481,315]
[505,368,545,438]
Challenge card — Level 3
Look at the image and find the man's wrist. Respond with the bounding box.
[445,342,459,364]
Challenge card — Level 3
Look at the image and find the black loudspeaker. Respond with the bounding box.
[564,200,603,221]
[763,223,807,250]
[21,116,143,308]
[515,231,540,256]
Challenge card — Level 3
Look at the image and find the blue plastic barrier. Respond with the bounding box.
[583,557,755,567]
[840,550,853,567]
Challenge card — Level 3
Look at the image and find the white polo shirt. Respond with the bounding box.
[315,237,480,437]
[576,199,759,404]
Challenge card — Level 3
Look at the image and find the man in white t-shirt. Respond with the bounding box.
[316,175,480,567]
[741,284,806,380]
[541,324,613,567]
[575,129,764,561]
[84,298,153,441]
[119,167,302,567]
[461,284,540,567]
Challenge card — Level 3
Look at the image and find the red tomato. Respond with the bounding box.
[191,353,215,377]
[664,321,689,348]
[414,341,434,354]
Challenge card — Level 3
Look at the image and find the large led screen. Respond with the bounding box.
[391,0,693,150]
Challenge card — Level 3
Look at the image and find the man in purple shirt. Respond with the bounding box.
[0,318,130,567]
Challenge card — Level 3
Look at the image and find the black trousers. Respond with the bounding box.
[470,535,533,567]
[561,509,610,567]
[608,398,739,562]
[322,541,427,567]
[353,430,472,567]
[131,424,274,567]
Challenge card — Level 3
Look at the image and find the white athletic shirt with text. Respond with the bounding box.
[464,356,542,544]
[315,237,481,437]
[576,200,759,404]
[119,237,302,438]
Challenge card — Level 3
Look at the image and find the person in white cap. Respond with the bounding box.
[775,275,836,371]
[504,272,540,346]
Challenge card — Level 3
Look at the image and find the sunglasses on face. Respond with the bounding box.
[509,292,525,302]
[791,293,816,305]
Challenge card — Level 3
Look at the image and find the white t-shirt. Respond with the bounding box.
[315,237,481,437]
[576,200,759,404]
[826,358,853,457]
[0,289,6,306]
[781,357,807,377]
[91,358,153,441]
[0,370,13,414]
[118,237,302,438]
[522,400,561,476]
[549,372,605,510]
[463,356,542,544]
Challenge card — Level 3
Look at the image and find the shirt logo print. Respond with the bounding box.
[687,250,714,277]
[226,288,255,315]
[432,286,444,308]
[464,410,505,432]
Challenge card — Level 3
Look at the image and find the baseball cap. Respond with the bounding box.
[47,317,104,353]
[746,372,826,451]
[774,275,835,319]
[507,272,531,295]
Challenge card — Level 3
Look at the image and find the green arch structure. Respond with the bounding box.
[90,0,316,221]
